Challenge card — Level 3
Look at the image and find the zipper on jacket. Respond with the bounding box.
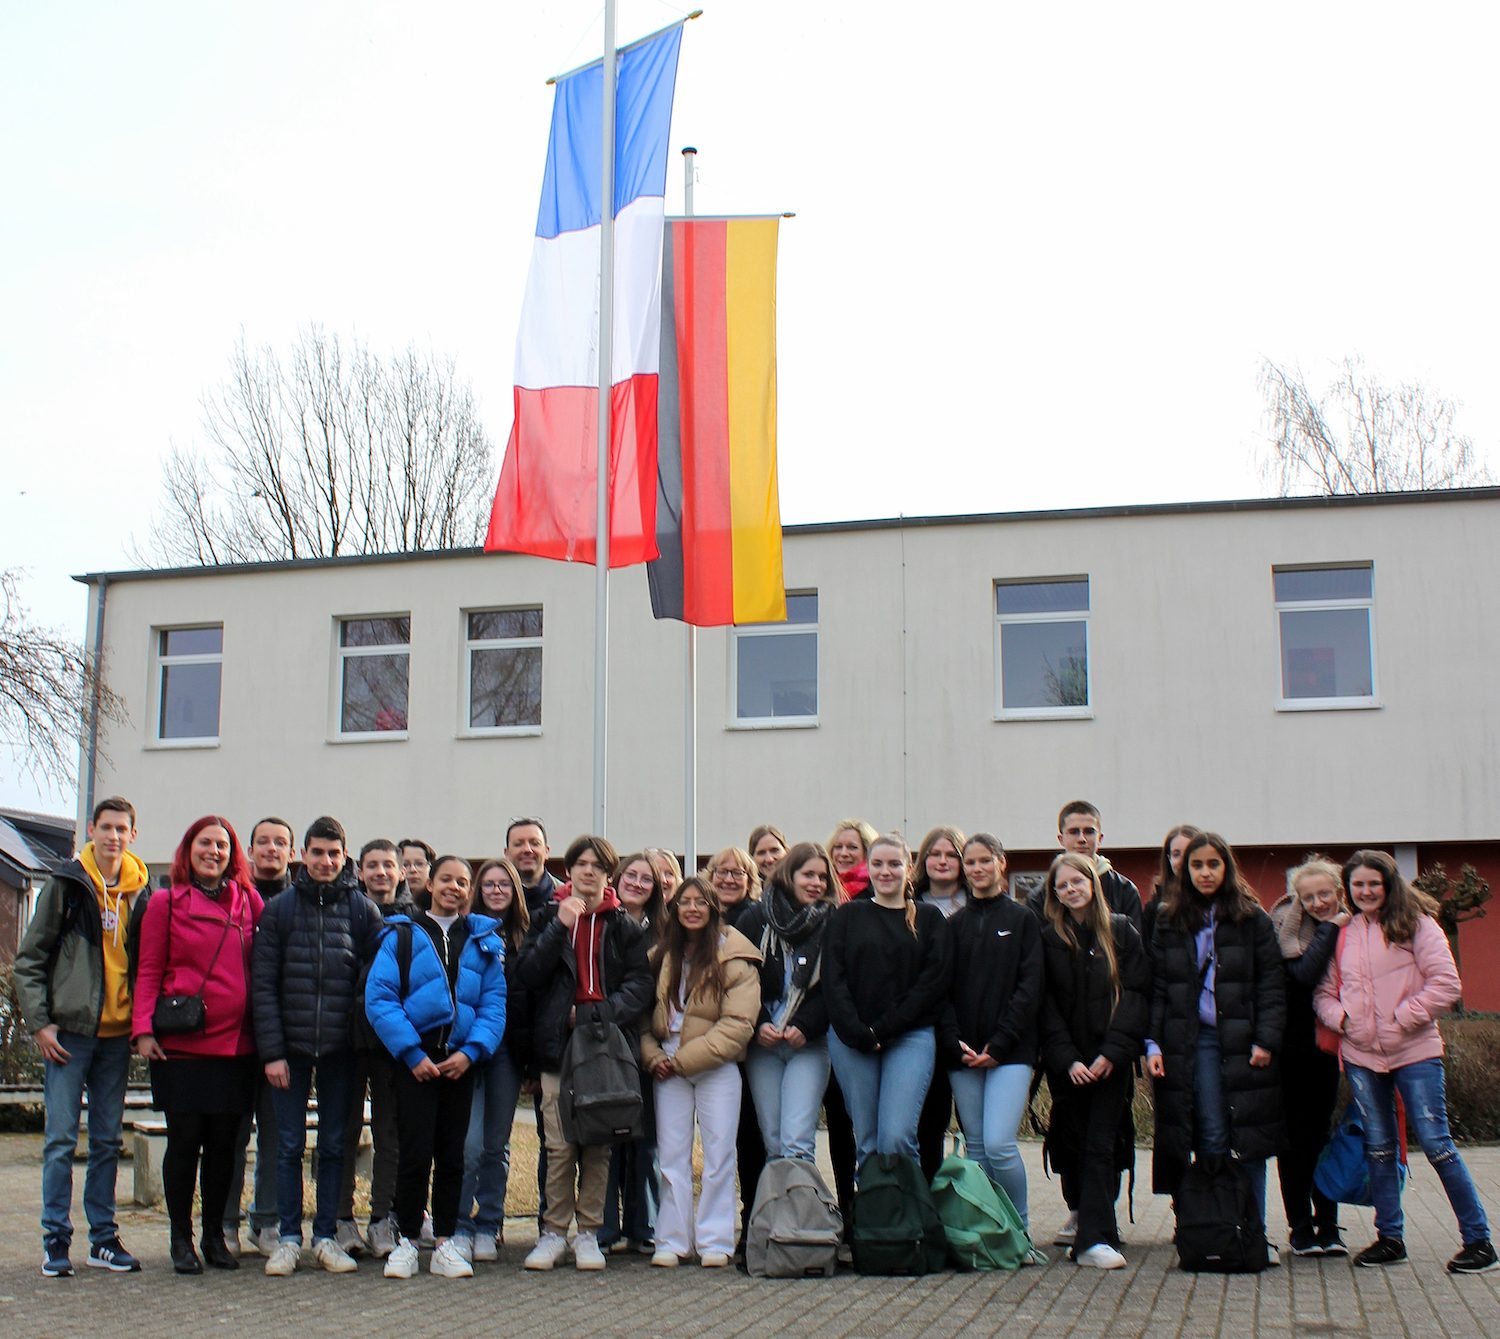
[314,898,324,1057]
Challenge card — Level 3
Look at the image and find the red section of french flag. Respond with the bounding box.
[487,375,660,567]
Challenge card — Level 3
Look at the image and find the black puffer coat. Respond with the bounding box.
[252,867,380,1062]
[1149,907,1286,1194]
[937,894,1042,1068]
[513,902,652,1072]
[1038,914,1149,1076]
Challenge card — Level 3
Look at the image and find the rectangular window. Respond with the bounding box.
[1274,564,1375,707]
[994,577,1090,718]
[338,616,410,735]
[155,625,222,742]
[465,608,543,732]
[731,592,818,725]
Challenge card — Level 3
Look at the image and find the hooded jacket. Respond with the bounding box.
[131,879,264,1058]
[251,865,380,1062]
[15,847,151,1039]
[514,892,653,1072]
[1313,913,1460,1074]
[364,912,507,1070]
[639,926,764,1077]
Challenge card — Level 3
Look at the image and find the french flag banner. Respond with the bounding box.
[486,22,684,567]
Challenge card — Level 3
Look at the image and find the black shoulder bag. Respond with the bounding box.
[151,890,235,1036]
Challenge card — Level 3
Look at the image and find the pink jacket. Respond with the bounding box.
[132,881,264,1058]
[1313,914,1459,1073]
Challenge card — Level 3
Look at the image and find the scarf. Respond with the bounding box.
[764,883,830,999]
[1270,891,1317,960]
[837,862,869,901]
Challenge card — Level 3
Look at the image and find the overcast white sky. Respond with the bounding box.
[4,1,1499,812]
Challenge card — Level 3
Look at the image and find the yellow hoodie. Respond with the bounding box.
[78,842,150,1038]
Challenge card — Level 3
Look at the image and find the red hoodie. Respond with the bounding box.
[557,881,621,1004]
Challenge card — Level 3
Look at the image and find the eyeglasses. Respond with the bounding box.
[712,868,748,882]
[480,879,510,892]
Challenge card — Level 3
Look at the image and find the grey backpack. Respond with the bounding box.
[745,1157,843,1278]
[557,1009,644,1146]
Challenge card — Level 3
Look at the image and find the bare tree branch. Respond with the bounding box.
[1259,355,1492,496]
[0,569,126,791]
[136,327,495,565]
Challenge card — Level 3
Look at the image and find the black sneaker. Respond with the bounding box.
[1355,1237,1407,1267]
[42,1236,74,1278]
[1447,1239,1498,1275]
[1317,1228,1348,1258]
[1289,1225,1321,1257]
[88,1236,142,1273]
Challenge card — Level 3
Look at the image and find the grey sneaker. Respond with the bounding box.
[334,1219,368,1258]
[253,1226,281,1257]
[471,1233,499,1262]
[450,1234,474,1263]
[418,1212,436,1249]
[367,1216,398,1259]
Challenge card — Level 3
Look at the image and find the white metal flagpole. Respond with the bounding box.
[593,0,618,834]
[681,145,698,875]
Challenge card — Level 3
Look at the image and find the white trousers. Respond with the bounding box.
[653,1062,742,1257]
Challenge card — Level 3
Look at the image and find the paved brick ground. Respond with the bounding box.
[0,1133,1495,1338]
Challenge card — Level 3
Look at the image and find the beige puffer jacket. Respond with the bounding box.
[640,926,763,1078]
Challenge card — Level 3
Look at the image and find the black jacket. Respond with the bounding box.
[1038,913,1149,1076]
[1277,916,1341,1067]
[522,869,560,920]
[1028,865,1143,931]
[1148,906,1287,1193]
[735,900,830,1041]
[513,902,652,1072]
[252,867,380,1062]
[822,899,951,1052]
[937,894,1042,1068]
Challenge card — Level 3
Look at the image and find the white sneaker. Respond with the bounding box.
[572,1230,606,1271]
[1054,1211,1078,1246]
[383,1237,419,1279]
[471,1234,498,1263]
[222,1226,245,1258]
[1076,1243,1127,1270]
[524,1232,569,1271]
[264,1242,301,1276]
[431,1239,474,1278]
[418,1212,436,1249]
[367,1216,397,1259]
[254,1227,281,1258]
[334,1219,368,1258]
[651,1249,680,1268]
[450,1234,474,1263]
[700,1251,731,1268]
[311,1236,359,1273]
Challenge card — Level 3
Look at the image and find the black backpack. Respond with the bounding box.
[1173,1155,1267,1273]
[850,1153,948,1276]
[557,1005,644,1146]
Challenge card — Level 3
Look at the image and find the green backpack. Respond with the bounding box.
[850,1153,949,1276]
[930,1153,1031,1271]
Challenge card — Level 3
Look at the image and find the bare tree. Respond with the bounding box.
[1259,356,1492,496]
[136,328,495,565]
[0,569,124,791]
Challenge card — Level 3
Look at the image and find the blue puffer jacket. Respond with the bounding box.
[364,913,507,1070]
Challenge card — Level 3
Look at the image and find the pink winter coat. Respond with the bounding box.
[132,881,264,1058]
[1313,914,1459,1073]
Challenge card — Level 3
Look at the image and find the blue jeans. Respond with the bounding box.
[948,1062,1032,1227]
[1193,1026,1266,1223]
[746,1038,831,1162]
[1345,1058,1490,1245]
[458,1049,523,1238]
[41,1031,131,1246]
[269,1050,354,1244]
[827,1027,935,1173]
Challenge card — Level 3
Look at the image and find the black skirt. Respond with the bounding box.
[150,1054,258,1116]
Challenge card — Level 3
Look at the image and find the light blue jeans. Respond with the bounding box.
[948,1062,1032,1226]
[745,1038,831,1161]
[1345,1058,1490,1245]
[458,1049,523,1239]
[827,1027,935,1174]
[41,1031,131,1247]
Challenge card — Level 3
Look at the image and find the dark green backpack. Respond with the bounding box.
[930,1154,1030,1271]
[850,1153,948,1276]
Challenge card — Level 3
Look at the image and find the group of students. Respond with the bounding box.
[15,796,1496,1283]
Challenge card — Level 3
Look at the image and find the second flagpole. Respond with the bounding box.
[681,145,698,875]
[593,0,617,833]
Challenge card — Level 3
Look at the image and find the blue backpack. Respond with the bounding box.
[1314,1111,1408,1206]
